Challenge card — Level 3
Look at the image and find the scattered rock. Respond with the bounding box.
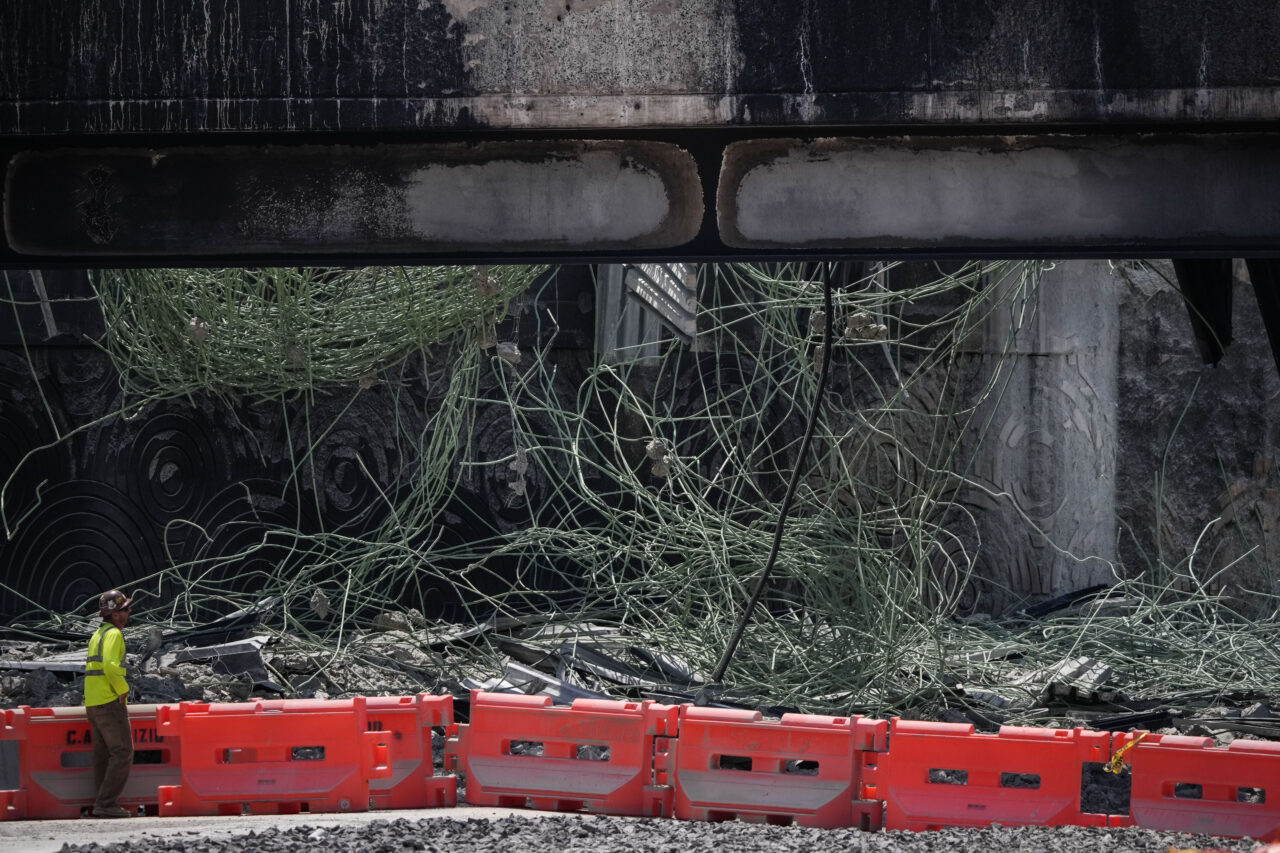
[371,612,414,633]
[23,667,57,705]
[51,814,1263,853]
[310,589,331,620]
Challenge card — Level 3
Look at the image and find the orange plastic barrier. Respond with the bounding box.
[669,706,887,828]
[364,694,456,810]
[156,697,392,816]
[445,691,679,816]
[0,704,180,820]
[1111,732,1280,841]
[867,719,1112,831]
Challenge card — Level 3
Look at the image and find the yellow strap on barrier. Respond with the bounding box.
[1105,731,1147,774]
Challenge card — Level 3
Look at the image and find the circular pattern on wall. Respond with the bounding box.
[37,344,119,420]
[941,473,1041,610]
[283,389,410,535]
[951,353,1116,611]
[0,351,76,532]
[460,400,555,534]
[168,479,308,615]
[89,397,235,530]
[979,368,1111,532]
[2,481,164,617]
[833,374,944,513]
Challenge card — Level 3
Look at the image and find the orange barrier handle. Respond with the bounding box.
[0,708,28,741]
[366,734,392,779]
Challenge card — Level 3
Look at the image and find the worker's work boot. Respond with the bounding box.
[92,805,132,819]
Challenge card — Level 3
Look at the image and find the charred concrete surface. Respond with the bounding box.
[4,142,703,256]
[4,1,1280,262]
[2,0,1280,132]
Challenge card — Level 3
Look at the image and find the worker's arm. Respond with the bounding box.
[101,628,130,701]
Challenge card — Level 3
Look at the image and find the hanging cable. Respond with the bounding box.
[708,268,837,686]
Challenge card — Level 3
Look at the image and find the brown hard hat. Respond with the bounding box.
[98,589,132,617]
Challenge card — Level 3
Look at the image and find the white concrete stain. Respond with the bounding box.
[796,0,818,123]
[1198,12,1210,89]
[725,138,1280,247]
[402,151,671,244]
[440,0,493,19]
[452,0,737,98]
[1091,7,1105,91]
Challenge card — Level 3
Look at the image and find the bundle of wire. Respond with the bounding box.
[2,262,1276,721]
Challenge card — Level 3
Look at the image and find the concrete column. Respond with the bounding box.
[959,261,1119,611]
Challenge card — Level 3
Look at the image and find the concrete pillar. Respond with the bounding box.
[959,261,1119,611]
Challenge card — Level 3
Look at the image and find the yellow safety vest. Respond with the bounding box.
[84,623,129,707]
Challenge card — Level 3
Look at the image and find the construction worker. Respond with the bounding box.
[84,589,133,819]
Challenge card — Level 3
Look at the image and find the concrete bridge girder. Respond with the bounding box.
[5,133,1279,263]
[4,141,705,257]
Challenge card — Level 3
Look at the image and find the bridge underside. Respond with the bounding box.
[6,1,1280,621]
[3,1,1280,265]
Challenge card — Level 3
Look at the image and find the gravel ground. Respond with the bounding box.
[52,814,1261,853]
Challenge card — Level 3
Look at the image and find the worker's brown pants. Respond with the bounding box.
[86,699,133,811]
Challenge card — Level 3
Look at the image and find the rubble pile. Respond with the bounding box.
[3,597,1278,755]
[52,814,1264,853]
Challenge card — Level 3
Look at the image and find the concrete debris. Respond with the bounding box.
[955,686,1015,709]
[1011,655,1126,705]
[843,310,889,341]
[808,309,826,336]
[628,646,706,686]
[0,656,87,674]
[162,635,282,694]
[161,597,279,646]
[496,341,521,364]
[142,626,164,656]
[0,614,1275,759]
[1244,700,1274,718]
[185,316,210,342]
[166,636,269,666]
[460,661,608,705]
[310,589,331,619]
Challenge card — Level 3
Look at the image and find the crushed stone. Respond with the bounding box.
[50,815,1262,853]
